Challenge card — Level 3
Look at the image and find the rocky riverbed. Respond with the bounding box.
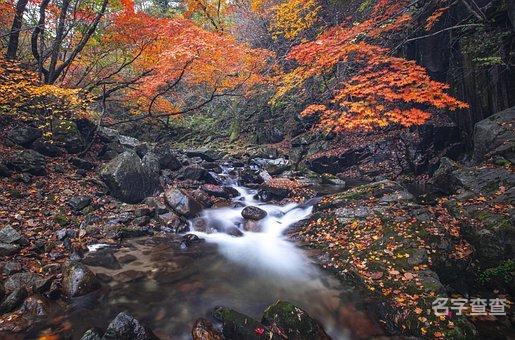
[0,108,513,339]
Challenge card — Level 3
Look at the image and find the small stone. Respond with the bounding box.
[0,226,22,244]
[67,196,92,211]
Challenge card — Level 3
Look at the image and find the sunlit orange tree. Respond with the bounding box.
[270,0,469,132]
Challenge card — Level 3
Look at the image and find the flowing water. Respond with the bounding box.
[37,167,384,339]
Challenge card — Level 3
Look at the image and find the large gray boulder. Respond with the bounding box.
[100,151,160,203]
[473,106,515,163]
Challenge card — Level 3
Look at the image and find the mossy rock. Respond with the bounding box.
[213,306,281,340]
[261,301,330,340]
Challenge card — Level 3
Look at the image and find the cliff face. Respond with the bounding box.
[404,0,515,142]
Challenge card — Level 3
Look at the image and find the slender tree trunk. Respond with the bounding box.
[5,0,30,60]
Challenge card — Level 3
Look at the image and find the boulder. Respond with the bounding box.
[70,157,96,171]
[103,312,158,340]
[6,126,42,147]
[164,188,202,218]
[202,184,230,198]
[153,143,182,171]
[32,139,62,157]
[213,306,281,340]
[61,261,100,297]
[7,150,46,175]
[82,250,121,270]
[241,206,267,220]
[192,318,223,340]
[177,165,218,184]
[261,300,331,340]
[52,120,84,154]
[473,106,515,163]
[181,234,204,248]
[100,151,161,203]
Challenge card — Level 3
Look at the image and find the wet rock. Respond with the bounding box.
[61,261,101,297]
[473,106,515,163]
[202,184,230,198]
[7,126,42,147]
[7,150,46,175]
[113,270,146,283]
[164,188,202,218]
[242,206,267,220]
[100,151,161,203]
[81,328,103,340]
[103,312,158,340]
[19,295,50,317]
[225,226,244,237]
[223,186,240,198]
[0,226,22,244]
[261,300,331,340]
[67,195,92,211]
[240,168,264,186]
[177,165,218,184]
[116,226,153,239]
[0,287,27,314]
[0,243,20,256]
[181,234,204,248]
[213,306,281,340]
[32,139,62,157]
[82,250,121,270]
[70,157,96,171]
[243,220,261,232]
[0,160,11,177]
[118,254,137,264]
[262,158,290,176]
[192,318,223,340]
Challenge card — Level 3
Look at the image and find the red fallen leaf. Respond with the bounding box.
[370,271,383,280]
[255,326,265,336]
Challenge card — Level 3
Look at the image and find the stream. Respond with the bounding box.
[46,166,383,339]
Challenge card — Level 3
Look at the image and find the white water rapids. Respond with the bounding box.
[191,185,316,279]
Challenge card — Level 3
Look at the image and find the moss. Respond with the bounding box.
[54,214,70,226]
[479,260,515,285]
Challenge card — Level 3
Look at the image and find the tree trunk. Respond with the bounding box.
[5,0,30,60]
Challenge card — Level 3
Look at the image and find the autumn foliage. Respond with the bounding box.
[272,0,468,131]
